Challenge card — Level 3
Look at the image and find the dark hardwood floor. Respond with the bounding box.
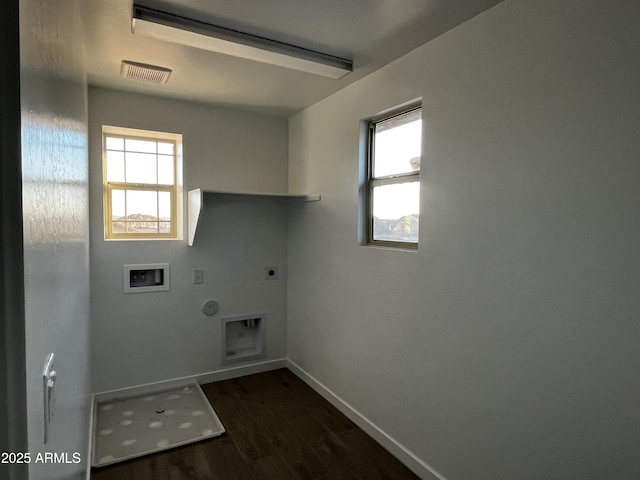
[91,368,419,480]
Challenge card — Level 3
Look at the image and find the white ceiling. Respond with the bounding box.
[81,0,503,117]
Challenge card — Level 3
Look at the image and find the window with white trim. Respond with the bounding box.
[102,126,182,240]
[365,104,422,249]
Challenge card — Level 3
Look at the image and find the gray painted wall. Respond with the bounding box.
[19,0,91,478]
[89,88,290,392]
[287,1,640,479]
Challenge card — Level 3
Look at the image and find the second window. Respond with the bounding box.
[366,103,422,248]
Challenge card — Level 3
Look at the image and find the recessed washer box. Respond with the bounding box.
[124,263,170,293]
[221,313,266,364]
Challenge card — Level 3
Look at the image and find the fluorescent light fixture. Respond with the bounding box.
[131,5,353,79]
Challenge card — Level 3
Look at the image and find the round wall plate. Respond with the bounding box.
[202,300,219,316]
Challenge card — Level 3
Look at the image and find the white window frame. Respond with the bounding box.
[364,103,422,249]
[102,126,183,240]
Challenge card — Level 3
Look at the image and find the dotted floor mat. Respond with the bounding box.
[92,383,225,467]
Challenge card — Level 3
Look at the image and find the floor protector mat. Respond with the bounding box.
[92,383,224,467]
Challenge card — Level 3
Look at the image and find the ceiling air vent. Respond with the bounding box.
[120,60,172,85]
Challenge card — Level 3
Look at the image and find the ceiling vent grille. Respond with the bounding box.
[120,60,172,85]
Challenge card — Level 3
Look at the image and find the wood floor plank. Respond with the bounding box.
[202,379,277,467]
[201,381,246,421]
[337,428,418,480]
[275,370,357,435]
[248,455,299,480]
[91,462,131,480]
[288,414,386,480]
[127,455,155,480]
[198,436,256,480]
[153,453,179,480]
[164,442,214,479]
[247,405,329,480]
[233,370,310,421]
[200,378,236,399]
[222,414,276,463]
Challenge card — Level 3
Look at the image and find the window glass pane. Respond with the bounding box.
[126,190,158,220]
[111,222,126,234]
[158,192,172,234]
[157,142,174,155]
[126,221,158,234]
[106,150,125,182]
[159,221,172,234]
[373,109,422,178]
[125,138,157,153]
[125,152,157,184]
[105,137,124,151]
[157,155,174,185]
[372,182,419,243]
[111,189,125,220]
[158,191,171,221]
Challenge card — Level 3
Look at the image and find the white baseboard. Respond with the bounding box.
[92,358,287,403]
[286,359,447,480]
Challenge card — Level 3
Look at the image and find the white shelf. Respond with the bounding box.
[187,188,320,246]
